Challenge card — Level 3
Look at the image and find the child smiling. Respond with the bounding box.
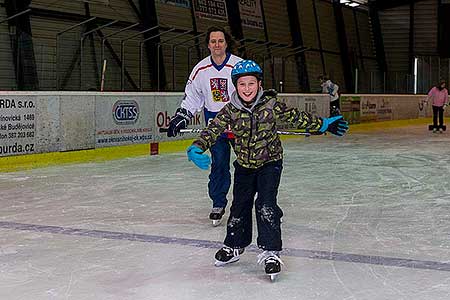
[186,60,348,280]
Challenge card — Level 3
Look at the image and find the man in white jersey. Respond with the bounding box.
[167,26,242,226]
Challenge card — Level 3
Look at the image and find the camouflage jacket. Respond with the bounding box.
[193,89,323,169]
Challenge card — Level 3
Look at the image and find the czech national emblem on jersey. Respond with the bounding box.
[210,78,229,102]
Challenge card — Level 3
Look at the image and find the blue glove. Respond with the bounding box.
[187,145,211,170]
[319,115,349,136]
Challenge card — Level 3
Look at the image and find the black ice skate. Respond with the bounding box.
[214,246,244,267]
[209,207,225,226]
[429,124,447,132]
[257,250,284,281]
[330,106,341,117]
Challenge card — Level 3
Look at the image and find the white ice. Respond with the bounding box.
[0,124,449,300]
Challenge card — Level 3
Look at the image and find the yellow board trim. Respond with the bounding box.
[348,117,431,132]
[0,118,433,173]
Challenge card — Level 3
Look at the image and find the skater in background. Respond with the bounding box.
[319,75,340,116]
[166,26,242,226]
[424,80,448,133]
[186,60,349,279]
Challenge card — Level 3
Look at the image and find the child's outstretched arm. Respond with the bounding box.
[319,115,349,136]
[273,99,322,132]
[274,99,348,136]
[186,108,231,170]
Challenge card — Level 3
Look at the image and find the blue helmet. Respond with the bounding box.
[231,60,263,86]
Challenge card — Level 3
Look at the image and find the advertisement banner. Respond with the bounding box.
[300,95,329,116]
[239,0,264,29]
[360,96,393,122]
[276,94,329,130]
[194,0,228,22]
[340,95,361,124]
[0,97,37,157]
[95,96,154,148]
[154,94,204,142]
[0,95,60,157]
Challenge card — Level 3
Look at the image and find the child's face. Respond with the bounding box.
[236,75,261,102]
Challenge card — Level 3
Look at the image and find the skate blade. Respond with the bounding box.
[268,272,280,282]
[214,256,240,267]
[212,219,222,226]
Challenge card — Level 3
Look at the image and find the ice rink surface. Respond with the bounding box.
[1,125,449,300]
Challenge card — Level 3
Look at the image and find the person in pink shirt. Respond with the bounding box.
[425,80,449,133]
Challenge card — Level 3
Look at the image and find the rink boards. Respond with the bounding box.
[0,92,329,158]
[0,92,446,159]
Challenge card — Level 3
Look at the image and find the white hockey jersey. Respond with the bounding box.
[321,79,339,102]
[181,53,242,115]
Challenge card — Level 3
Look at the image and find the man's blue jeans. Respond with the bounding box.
[208,136,232,208]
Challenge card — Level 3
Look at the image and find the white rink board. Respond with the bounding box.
[60,95,95,151]
[0,92,442,157]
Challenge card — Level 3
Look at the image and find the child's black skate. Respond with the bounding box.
[257,250,284,281]
[214,246,244,266]
[209,207,225,226]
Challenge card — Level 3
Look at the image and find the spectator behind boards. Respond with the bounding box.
[319,75,340,116]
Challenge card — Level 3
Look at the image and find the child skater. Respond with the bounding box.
[425,80,449,133]
[186,60,348,280]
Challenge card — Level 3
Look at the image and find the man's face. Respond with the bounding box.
[208,31,227,57]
